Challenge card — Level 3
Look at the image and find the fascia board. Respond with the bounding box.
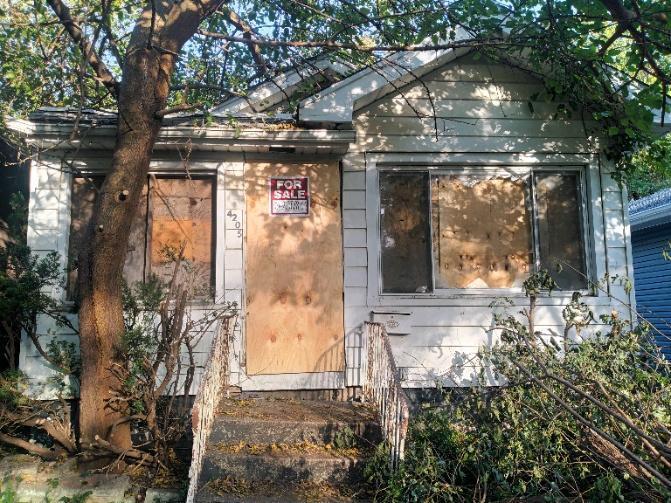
[298,28,473,123]
[350,46,473,114]
[5,119,354,153]
[211,58,355,116]
[212,67,310,116]
[631,203,671,231]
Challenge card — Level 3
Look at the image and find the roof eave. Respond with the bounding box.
[630,203,671,231]
[5,118,354,154]
[211,57,356,117]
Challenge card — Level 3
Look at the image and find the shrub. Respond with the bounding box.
[103,264,235,467]
[368,273,671,502]
[0,193,75,376]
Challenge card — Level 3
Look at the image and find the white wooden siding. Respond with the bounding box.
[341,155,369,386]
[21,156,236,398]
[341,53,634,388]
[23,53,635,394]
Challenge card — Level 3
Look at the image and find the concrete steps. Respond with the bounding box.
[197,481,366,503]
[195,398,380,502]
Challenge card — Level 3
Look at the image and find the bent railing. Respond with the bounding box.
[186,314,236,503]
[363,321,411,468]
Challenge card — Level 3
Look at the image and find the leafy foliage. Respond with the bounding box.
[0,193,78,385]
[368,272,671,502]
[1,0,670,176]
[626,135,671,199]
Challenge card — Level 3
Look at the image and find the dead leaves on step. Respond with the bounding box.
[206,476,359,502]
[214,440,362,458]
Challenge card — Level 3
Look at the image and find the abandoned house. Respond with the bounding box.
[9,46,652,400]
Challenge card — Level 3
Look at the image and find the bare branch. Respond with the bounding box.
[221,9,269,73]
[20,417,77,453]
[155,102,204,118]
[0,432,63,460]
[92,435,157,466]
[46,0,119,98]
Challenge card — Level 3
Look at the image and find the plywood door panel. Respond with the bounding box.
[245,162,345,375]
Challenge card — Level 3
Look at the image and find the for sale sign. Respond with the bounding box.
[269,177,310,216]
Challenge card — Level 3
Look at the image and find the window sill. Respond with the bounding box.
[368,290,613,308]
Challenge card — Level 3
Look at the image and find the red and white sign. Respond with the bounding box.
[269,177,310,216]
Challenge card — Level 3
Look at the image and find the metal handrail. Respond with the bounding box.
[186,315,236,503]
[362,321,411,468]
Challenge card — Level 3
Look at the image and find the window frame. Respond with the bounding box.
[66,172,218,304]
[374,164,594,299]
[146,174,217,296]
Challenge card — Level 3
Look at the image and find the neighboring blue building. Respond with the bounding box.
[630,189,671,358]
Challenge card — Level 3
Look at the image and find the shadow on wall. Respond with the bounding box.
[0,139,29,246]
[0,138,30,372]
[243,162,345,377]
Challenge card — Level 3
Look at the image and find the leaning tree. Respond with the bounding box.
[0,0,670,451]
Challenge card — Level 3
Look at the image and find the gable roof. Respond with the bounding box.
[298,28,473,123]
[211,57,355,117]
[297,32,671,131]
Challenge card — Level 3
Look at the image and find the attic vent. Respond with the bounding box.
[268,146,296,153]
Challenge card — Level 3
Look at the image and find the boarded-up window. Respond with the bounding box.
[149,177,214,296]
[68,177,148,300]
[68,176,213,300]
[535,173,587,290]
[431,176,532,289]
[379,172,432,293]
[378,169,588,293]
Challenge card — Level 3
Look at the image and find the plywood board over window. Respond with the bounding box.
[149,177,214,296]
[432,176,532,289]
[68,176,214,300]
[245,162,345,375]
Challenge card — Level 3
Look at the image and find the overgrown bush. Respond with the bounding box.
[100,260,236,468]
[0,369,76,459]
[0,223,236,467]
[368,272,671,502]
[0,193,76,377]
[0,193,77,458]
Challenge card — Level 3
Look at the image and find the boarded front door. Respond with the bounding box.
[245,162,345,375]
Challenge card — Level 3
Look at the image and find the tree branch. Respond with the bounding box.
[221,9,269,73]
[100,0,124,68]
[92,435,157,466]
[20,417,77,453]
[46,0,120,98]
[0,432,63,460]
[155,102,204,118]
[599,0,670,84]
[199,31,512,52]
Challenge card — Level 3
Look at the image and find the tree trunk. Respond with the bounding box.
[78,48,167,447]
[76,0,224,447]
